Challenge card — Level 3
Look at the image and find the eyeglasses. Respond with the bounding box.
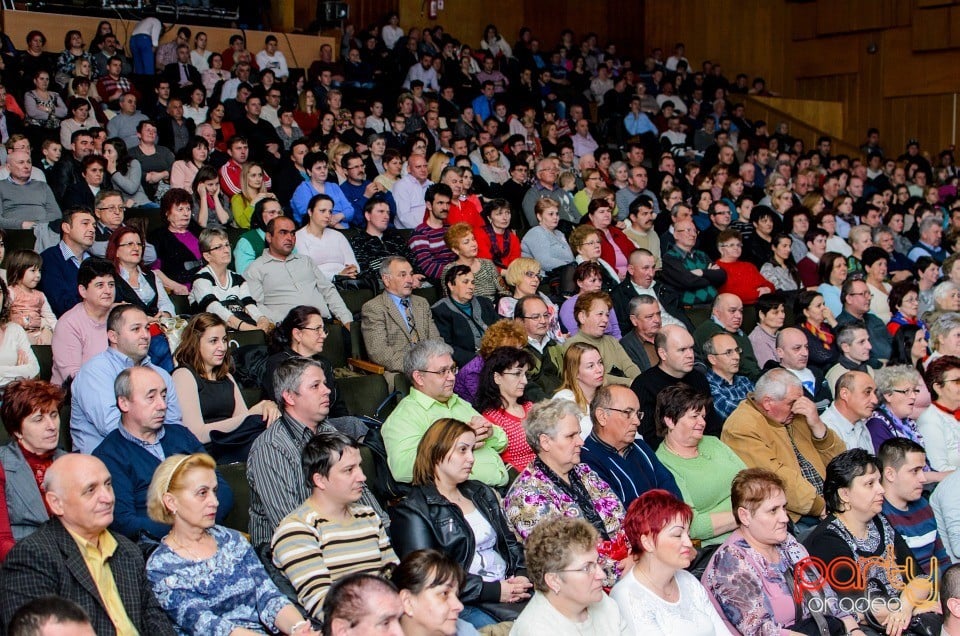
[714,347,743,357]
[889,387,922,396]
[603,406,643,421]
[299,325,327,336]
[582,240,602,246]
[97,205,125,212]
[498,370,527,378]
[552,561,600,575]
[204,243,231,252]
[522,313,549,321]
[719,243,742,248]
[847,291,873,298]
[117,241,143,249]
[939,377,960,387]
[420,366,458,377]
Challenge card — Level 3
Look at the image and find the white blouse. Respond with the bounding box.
[609,569,731,635]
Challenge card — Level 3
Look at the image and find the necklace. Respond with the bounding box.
[635,565,678,601]
[662,438,699,459]
[168,529,212,563]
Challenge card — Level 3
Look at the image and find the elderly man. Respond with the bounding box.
[90,190,158,263]
[631,324,721,447]
[775,327,832,410]
[564,291,641,386]
[272,432,396,620]
[393,152,433,230]
[71,305,183,453]
[620,295,662,372]
[0,151,61,231]
[245,216,353,325]
[693,293,762,381]
[825,323,875,396]
[704,332,755,420]
[382,340,508,486]
[820,370,878,451]
[581,385,680,509]
[106,93,148,149]
[722,368,844,529]
[909,217,947,264]
[836,278,892,362]
[92,366,232,541]
[247,357,382,553]
[611,248,688,330]
[322,574,404,636]
[0,454,175,635]
[361,255,440,373]
[661,218,726,308]
[522,157,577,229]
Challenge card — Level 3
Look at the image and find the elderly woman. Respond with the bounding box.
[145,453,317,636]
[172,313,280,463]
[585,198,635,279]
[189,228,271,333]
[432,265,500,367]
[933,281,960,315]
[520,198,576,276]
[510,516,629,635]
[559,262,621,337]
[390,418,530,628]
[0,380,65,552]
[504,398,629,587]
[569,225,620,292]
[453,319,527,403]
[150,188,205,296]
[440,224,507,303]
[885,282,926,341]
[392,549,481,636]
[804,450,942,634]
[703,468,859,635]
[715,229,775,305]
[497,257,563,341]
[473,347,536,472]
[610,490,729,633]
[475,199,521,273]
[654,385,746,547]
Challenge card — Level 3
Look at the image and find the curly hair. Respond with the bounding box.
[472,346,535,413]
[173,312,233,380]
[525,517,598,593]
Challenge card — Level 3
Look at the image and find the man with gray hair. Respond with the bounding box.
[908,216,946,263]
[382,339,508,486]
[522,157,577,228]
[722,368,844,531]
[620,294,662,371]
[693,293,762,381]
[361,255,439,373]
[704,331,755,420]
[835,277,892,362]
[247,356,382,554]
[92,365,233,541]
[825,323,875,396]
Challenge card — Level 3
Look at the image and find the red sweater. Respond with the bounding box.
[717,260,775,305]
[475,227,521,269]
[588,222,637,276]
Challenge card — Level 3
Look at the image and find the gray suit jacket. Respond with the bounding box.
[620,331,655,373]
[0,443,65,541]
[361,292,440,372]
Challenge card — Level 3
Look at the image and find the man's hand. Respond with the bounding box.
[468,415,494,443]
[792,396,826,438]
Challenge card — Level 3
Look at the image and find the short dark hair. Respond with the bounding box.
[303,151,328,171]
[77,257,115,288]
[9,597,91,636]
[425,183,453,204]
[301,431,359,488]
[654,384,712,437]
[878,437,925,472]
[755,292,786,318]
[823,449,881,514]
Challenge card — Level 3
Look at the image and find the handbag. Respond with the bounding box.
[787,563,846,636]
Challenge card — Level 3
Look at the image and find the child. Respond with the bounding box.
[6,250,56,345]
[40,139,61,171]
[559,170,578,193]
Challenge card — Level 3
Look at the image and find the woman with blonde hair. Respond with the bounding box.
[554,342,604,436]
[498,257,563,341]
[230,162,272,229]
[146,453,318,636]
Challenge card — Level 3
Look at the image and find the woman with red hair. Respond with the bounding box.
[610,489,729,633]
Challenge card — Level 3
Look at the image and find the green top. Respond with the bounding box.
[655,435,747,545]
[382,388,509,486]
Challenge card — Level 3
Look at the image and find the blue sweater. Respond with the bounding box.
[39,244,85,317]
[882,497,952,576]
[580,432,681,509]
[93,424,234,540]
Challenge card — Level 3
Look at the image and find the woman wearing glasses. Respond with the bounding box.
[189,228,271,333]
[390,418,531,629]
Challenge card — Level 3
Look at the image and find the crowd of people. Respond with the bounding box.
[0,10,960,636]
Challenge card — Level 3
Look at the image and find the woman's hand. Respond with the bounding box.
[168,282,189,296]
[339,264,358,279]
[254,400,281,425]
[882,607,911,636]
[822,305,837,327]
[16,349,29,366]
[256,317,274,333]
[499,576,532,603]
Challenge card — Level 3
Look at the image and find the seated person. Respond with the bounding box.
[563,291,640,386]
[50,257,114,387]
[70,305,182,454]
[703,468,859,635]
[0,151,60,233]
[40,206,96,318]
[748,292,786,370]
[361,255,440,373]
[660,217,727,308]
[440,223,507,302]
[454,319,528,404]
[145,453,314,636]
[825,323,875,396]
[473,346,537,472]
[391,549,482,636]
[271,432,396,621]
[431,265,499,368]
[865,364,932,457]
[382,339,508,487]
[390,418,530,628]
[713,229,775,305]
[918,355,960,472]
[0,454,175,634]
[7,597,96,635]
[320,573,404,636]
[233,197,282,275]
[172,313,280,464]
[6,250,56,346]
[654,384,747,547]
[560,261,622,338]
[0,380,67,550]
[149,188,203,295]
[408,183,457,285]
[692,293,763,382]
[821,370,878,452]
[92,366,233,541]
[704,331,755,419]
[804,450,943,633]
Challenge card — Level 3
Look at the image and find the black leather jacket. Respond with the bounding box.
[389,481,525,604]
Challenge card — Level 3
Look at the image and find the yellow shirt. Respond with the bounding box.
[68,528,139,636]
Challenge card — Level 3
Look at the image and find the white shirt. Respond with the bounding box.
[610,568,729,636]
[820,403,873,452]
[917,405,960,471]
[294,227,359,281]
[255,49,289,79]
[392,174,433,229]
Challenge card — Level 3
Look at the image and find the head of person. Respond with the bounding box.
[935,282,960,313]
[411,417,476,487]
[515,295,551,339]
[836,323,872,365]
[930,313,960,356]
[8,597,95,636]
[818,252,848,288]
[711,293,744,333]
[503,258,541,298]
[273,305,326,357]
[273,356,331,424]
[161,188,194,232]
[704,331,742,378]
[43,454,115,541]
[321,574,404,636]
[404,340,457,402]
[524,516,604,609]
[773,327,809,371]
[174,312,232,380]
[623,489,695,570]
[1,379,64,457]
[559,341,604,407]
[524,398,586,475]
[77,257,116,311]
[731,468,790,546]
[833,370,879,422]
[654,324,695,377]
[474,345,534,413]
[442,264,474,305]
[823,448,884,520]
[424,183,453,222]
[443,223,477,262]
[574,291,612,338]
[586,198,613,231]
[590,384,643,452]
[390,549,466,636]
[878,437,927,505]
[60,206,96,252]
[265,216,297,258]
[301,430,365,503]
[754,368,808,425]
[888,281,920,320]
[924,355,960,405]
[250,197,283,233]
[627,295,662,341]
[146,452,217,533]
[840,278,871,318]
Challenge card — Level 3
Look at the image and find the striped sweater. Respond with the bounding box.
[271,500,396,619]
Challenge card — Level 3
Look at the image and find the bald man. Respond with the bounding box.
[693,293,762,381]
[775,327,831,410]
[820,370,878,452]
[0,454,174,635]
[631,324,723,447]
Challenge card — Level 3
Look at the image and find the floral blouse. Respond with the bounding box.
[504,461,627,586]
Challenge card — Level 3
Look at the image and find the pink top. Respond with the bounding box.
[8,286,56,335]
[50,303,108,386]
[603,228,629,275]
[484,402,535,472]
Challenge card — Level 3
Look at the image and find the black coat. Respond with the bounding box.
[389,481,525,605]
[149,223,204,287]
[610,277,692,331]
[431,296,499,367]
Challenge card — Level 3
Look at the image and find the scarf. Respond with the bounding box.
[805,321,834,347]
[484,224,514,270]
[933,401,960,421]
[533,457,609,540]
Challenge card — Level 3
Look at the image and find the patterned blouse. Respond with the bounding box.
[441,259,508,302]
[503,461,627,586]
[146,525,291,636]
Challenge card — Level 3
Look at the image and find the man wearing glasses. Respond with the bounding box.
[382,339,509,487]
[704,332,755,420]
[693,293,762,381]
[836,277,892,362]
[515,295,563,401]
[820,370,878,452]
[89,190,157,263]
[521,157,576,229]
[580,384,680,509]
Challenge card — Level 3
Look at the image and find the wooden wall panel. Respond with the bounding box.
[815,0,902,35]
[912,5,952,50]
[882,27,960,96]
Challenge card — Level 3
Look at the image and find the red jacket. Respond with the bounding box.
[589,222,638,275]
[717,260,775,305]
